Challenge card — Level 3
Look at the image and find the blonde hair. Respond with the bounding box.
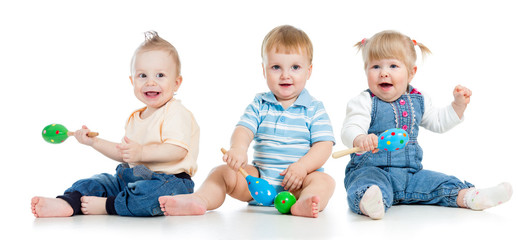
[261,25,313,63]
[355,30,431,75]
[131,31,181,76]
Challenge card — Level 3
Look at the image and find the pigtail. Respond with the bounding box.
[412,40,432,58]
[354,38,367,52]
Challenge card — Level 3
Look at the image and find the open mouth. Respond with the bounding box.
[280,84,292,87]
[145,91,161,97]
[379,83,393,89]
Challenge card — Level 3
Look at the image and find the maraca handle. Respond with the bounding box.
[238,168,249,178]
[220,148,249,178]
[332,147,361,159]
[67,131,99,137]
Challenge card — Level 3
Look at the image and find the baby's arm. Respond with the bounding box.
[280,141,333,191]
[74,125,124,162]
[420,86,470,133]
[342,92,377,152]
[341,92,372,148]
[75,125,187,164]
[116,136,187,164]
[451,85,471,119]
[223,126,254,171]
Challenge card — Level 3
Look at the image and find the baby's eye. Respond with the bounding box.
[138,73,147,78]
[390,64,398,68]
[292,65,301,70]
[372,65,380,69]
[156,73,165,78]
[272,65,280,70]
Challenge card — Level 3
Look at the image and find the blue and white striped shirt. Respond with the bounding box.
[237,89,335,186]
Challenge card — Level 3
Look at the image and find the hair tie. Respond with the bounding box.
[412,40,417,46]
[361,38,367,46]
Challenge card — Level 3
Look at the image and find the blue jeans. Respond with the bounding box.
[344,166,473,215]
[61,163,194,216]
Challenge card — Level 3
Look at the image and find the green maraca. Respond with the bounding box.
[42,124,99,144]
[274,191,297,214]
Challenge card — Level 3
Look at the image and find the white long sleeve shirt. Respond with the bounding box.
[341,91,463,148]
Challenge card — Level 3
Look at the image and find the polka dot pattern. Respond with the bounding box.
[378,128,409,152]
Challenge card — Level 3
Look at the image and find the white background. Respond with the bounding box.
[1,0,516,239]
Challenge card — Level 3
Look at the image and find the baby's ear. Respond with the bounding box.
[307,64,313,80]
[261,63,266,79]
[129,76,134,85]
[174,75,183,92]
[408,66,417,83]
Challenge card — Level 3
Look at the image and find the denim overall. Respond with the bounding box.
[344,86,473,215]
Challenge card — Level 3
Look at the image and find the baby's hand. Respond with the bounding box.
[222,147,248,171]
[280,162,307,191]
[116,136,143,163]
[353,134,379,153]
[74,125,95,146]
[452,85,472,118]
[453,85,472,106]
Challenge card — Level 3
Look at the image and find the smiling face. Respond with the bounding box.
[366,58,416,102]
[262,48,312,108]
[130,50,182,114]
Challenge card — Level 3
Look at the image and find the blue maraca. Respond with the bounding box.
[221,148,277,206]
[377,128,409,151]
[332,128,409,158]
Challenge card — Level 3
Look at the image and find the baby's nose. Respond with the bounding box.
[145,78,157,85]
[281,70,290,79]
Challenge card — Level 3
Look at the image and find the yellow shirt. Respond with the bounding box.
[125,99,199,176]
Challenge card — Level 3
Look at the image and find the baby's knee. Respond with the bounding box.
[305,172,335,189]
[209,164,235,178]
[320,173,336,188]
[208,165,241,188]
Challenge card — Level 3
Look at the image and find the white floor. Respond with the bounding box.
[19,189,516,240]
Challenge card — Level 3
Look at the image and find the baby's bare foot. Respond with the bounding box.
[290,195,320,218]
[31,196,73,218]
[158,194,207,216]
[81,196,108,215]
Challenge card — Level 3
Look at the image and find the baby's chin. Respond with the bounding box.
[275,90,301,101]
[371,90,403,103]
[137,95,173,109]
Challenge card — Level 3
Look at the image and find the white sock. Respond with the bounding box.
[463,182,513,210]
[360,185,385,220]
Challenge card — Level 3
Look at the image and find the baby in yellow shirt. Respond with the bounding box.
[31,31,199,217]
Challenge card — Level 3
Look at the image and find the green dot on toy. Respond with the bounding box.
[42,124,70,144]
[274,191,296,214]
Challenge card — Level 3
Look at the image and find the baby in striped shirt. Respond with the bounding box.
[159,25,335,218]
